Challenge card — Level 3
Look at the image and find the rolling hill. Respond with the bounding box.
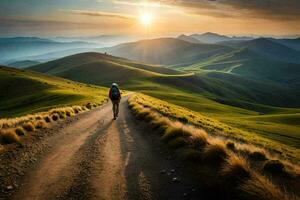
[29,52,185,86]
[7,60,41,68]
[101,38,232,66]
[27,51,300,152]
[0,65,108,117]
[219,38,300,64]
[180,48,300,86]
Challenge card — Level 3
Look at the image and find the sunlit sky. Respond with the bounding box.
[0,0,300,37]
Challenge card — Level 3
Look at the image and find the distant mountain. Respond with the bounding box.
[29,52,183,86]
[189,32,253,44]
[101,38,232,66]
[52,35,137,47]
[7,60,41,68]
[190,32,231,44]
[177,34,201,43]
[0,37,53,43]
[0,37,99,63]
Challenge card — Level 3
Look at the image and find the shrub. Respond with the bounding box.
[202,143,228,166]
[263,160,285,174]
[43,116,52,123]
[52,114,59,121]
[15,127,26,136]
[35,120,47,129]
[0,129,20,144]
[22,122,35,132]
[249,151,267,161]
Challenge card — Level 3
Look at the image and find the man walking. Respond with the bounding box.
[109,83,121,119]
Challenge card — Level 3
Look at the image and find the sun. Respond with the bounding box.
[140,13,153,26]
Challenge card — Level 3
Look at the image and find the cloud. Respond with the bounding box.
[63,9,135,20]
[150,0,300,20]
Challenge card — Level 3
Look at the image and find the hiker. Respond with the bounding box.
[109,83,121,119]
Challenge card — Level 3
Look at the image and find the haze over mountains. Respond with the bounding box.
[2,32,300,68]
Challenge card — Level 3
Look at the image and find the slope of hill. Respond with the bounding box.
[27,52,300,152]
[181,48,300,86]
[269,38,300,51]
[219,38,300,64]
[101,38,231,66]
[0,65,108,117]
[177,34,201,43]
[7,60,41,68]
[29,52,185,86]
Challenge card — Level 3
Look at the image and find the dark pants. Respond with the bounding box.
[112,100,120,118]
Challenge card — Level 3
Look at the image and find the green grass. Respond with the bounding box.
[27,52,300,160]
[130,93,300,162]
[0,66,108,117]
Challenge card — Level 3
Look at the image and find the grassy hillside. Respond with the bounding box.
[180,48,300,86]
[0,65,108,117]
[29,52,185,86]
[219,38,300,64]
[101,38,232,66]
[28,52,300,154]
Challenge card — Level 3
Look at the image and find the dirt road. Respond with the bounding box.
[9,96,201,200]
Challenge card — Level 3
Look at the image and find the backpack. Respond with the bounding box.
[111,86,120,100]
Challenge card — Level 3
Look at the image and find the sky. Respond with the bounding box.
[0,0,300,37]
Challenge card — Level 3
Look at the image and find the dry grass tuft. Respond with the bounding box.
[203,142,228,165]
[43,116,52,123]
[178,148,202,162]
[240,173,294,200]
[249,151,267,161]
[52,114,59,121]
[66,110,74,117]
[263,160,285,174]
[15,127,26,136]
[161,123,192,142]
[226,141,235,150]
[222,155,251,185]
[149,117,170,130]
[22,122,35,132]
[188,128,208,150]
[167,137,188,148]
[0,129,20,144]
[35,120,47,129]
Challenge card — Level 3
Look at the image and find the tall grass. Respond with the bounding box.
[128,93,300,200]
[0,103,103,147]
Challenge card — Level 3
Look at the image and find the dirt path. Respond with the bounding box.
[9,96,202,200]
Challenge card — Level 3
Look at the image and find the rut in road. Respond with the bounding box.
[11,96,201,200]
